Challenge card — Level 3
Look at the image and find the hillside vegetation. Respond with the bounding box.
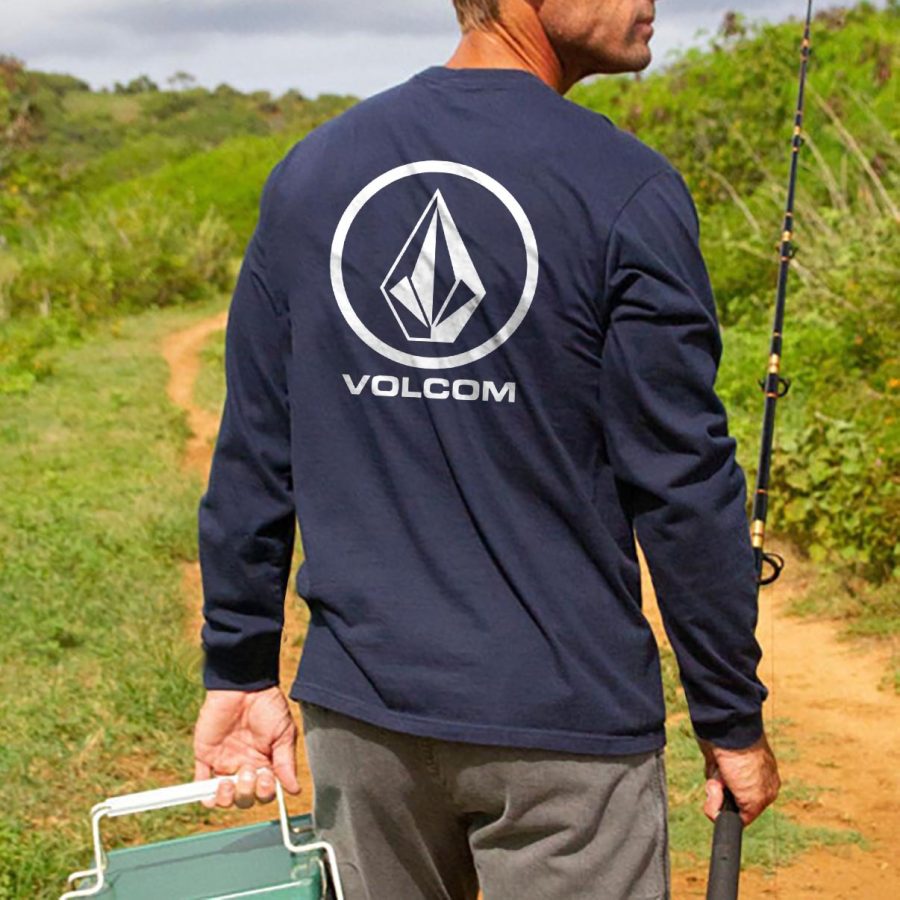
[1,5,897,631]
[0,62,356,389]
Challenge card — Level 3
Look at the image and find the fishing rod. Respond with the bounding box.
[705,2,814,898]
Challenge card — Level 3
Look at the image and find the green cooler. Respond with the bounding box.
[60,770,344,900]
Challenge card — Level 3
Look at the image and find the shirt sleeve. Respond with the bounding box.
[197,162,296,692]
[599,167,768,749]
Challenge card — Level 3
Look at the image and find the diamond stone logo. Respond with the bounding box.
[380,189,485,344]
[331,160,539,370]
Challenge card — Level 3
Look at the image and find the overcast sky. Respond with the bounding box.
[1,1,849,98]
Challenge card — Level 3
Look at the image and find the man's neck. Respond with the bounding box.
[444,4,571,95]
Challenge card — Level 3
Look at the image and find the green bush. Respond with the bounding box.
[3,192,234,322]
[774,410,898,579]
[0,194,235,394]
[97,133,297,240]
[0,55,357,245]
[0,314,81,394]
[723,204,899,587]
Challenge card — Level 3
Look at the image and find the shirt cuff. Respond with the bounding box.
[202,640,280,692]
[693,709,764,749]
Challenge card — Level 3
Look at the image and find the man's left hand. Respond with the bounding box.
[697,730,781,827]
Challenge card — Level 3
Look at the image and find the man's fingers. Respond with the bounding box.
[199,766,277,809]
[737,795,768,827]
[194,759,216,809]
[216,776,236,808]
[705,781,778,827]
[737,785,779,827]
[234,763,258,809]
[703,777,725,823]
[272,734,301,794]
[739,804,759,827]
[256,766,276,804]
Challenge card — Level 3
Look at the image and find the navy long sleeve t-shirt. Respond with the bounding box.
[198,64,768,755]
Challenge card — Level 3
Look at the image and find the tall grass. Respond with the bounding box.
[3,194,234,322]
[0,193,235,394]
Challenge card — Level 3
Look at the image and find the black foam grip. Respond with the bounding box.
[705,788,744,900]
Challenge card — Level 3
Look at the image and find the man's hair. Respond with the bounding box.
[452,0,502,32]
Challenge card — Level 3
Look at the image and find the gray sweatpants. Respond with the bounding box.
[299,700,670,900]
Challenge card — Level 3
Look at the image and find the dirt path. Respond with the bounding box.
[641,542,899,898]
[161,310,316,829]
[163,310,899,894]
[161,310,229,480]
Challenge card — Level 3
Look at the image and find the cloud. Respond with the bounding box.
[650,0,801,14]
[5,0,868,98]
[6,26,120,61]
[75,0,458,38]
[60,0,806,44]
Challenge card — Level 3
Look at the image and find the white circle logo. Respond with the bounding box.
[330,160,539,370]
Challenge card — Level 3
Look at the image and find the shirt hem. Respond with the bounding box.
[290,680,666,757]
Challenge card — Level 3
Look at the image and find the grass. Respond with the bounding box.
[194,326,226,417]
[789,570,900,638]
[0,297,226,897]
[95,132,301,239]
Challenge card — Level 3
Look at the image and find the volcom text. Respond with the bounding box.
[343,374,516,404]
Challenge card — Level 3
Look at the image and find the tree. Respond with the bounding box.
[125,75,159,94]
[0,55,25,91]
[167,71,197,91]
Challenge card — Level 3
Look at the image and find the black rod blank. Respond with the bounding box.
[748,0,814,584]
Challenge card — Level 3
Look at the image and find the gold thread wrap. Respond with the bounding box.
[751,519,766,549]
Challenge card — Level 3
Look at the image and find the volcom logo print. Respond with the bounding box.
[330,160,539,374]
[381,189,486,344]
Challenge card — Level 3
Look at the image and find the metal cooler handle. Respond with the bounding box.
[60,767,344,900]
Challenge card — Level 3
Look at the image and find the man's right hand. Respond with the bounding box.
[193,685,302,809]
[697,730,780,827]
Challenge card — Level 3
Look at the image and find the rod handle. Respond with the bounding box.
[705,788,744,900]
